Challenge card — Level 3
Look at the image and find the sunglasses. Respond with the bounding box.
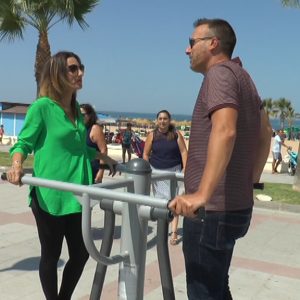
[68,64,85,74]
[189,36,214,48]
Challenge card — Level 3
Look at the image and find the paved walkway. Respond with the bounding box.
[1,144,300,299]
[0,174,300,300]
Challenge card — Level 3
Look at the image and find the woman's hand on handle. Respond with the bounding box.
[6,153,25,186]
[6,164,24,186]
[100,155,118,177]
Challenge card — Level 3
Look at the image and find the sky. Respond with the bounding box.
[1,0,300,115]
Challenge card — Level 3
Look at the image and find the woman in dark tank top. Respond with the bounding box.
[143,110,188,245]
[80,104,107,183]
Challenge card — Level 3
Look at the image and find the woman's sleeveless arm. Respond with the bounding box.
[177,130,188,171]
[91,124,108,155]
[142,131,154,161]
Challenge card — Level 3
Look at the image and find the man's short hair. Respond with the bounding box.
[193,18,236,58]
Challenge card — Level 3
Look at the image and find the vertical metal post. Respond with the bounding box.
[156,218,175,300]
[90,210,115,300]
[118,159,152,300]
[156,175,176,299]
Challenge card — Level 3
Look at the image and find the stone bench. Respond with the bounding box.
[1,136,12,145]
[1,136,17,145]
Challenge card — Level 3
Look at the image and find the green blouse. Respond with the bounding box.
[10,97,96,216]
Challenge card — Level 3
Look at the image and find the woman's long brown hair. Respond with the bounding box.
[39,51,82,117]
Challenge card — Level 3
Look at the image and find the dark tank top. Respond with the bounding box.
[86,126,101,181]
[149,129,182,169]
[86,126,100,152]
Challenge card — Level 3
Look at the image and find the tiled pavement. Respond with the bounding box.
[1,175,300,300]
[1,143,300,300]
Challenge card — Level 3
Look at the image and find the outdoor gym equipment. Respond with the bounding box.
[1,159,263,299]
[1,159,183,300]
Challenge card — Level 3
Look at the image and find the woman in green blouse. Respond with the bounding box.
[6,51,116,299]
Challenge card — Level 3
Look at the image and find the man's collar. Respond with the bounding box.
[231,57,242,67]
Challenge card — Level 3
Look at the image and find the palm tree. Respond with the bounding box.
[282,0,300,6]
[273,98,292,129]
[286,106,295,139]
[0,0,99,92]
[262,98,275,117]
[281,0,300,191]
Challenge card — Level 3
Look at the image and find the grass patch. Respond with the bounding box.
[2,150,299,206]
[254,182,300,205]
[0,151,34,168]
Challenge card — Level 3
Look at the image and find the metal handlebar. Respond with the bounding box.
[1,158,176,300]
[1,172,265,190]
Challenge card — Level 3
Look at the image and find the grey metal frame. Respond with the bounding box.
[9,159,183,300]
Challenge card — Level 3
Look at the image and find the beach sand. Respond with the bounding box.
[107,124,299,158]
[105,131,299,175]
[1,127,299,174]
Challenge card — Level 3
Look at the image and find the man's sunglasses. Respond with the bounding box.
[189,36,215,48]
[68,64,85,74]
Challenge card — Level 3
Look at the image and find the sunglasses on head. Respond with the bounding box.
[68,64,85,74]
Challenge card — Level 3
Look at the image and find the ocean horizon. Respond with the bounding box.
[100,111,300,129]
[101,111,192,122]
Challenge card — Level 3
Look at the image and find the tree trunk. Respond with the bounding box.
[280,115,285,129]
[35,31,51,96]
[293,140,300,192]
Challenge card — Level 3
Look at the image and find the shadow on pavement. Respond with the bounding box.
[0,257,65,272]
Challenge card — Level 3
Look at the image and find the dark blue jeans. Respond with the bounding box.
[183,208,252,300]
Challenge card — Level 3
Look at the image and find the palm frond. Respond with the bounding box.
[0,0,100,88]
[281,0,300,7]
[0,4,25,41]
[58,0,100,29]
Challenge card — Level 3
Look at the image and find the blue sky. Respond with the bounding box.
[1,0,300,115]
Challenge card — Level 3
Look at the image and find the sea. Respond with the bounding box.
[100,111,300,129]
[100,111,192,122]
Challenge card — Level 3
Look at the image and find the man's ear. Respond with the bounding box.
[209,37,220,53]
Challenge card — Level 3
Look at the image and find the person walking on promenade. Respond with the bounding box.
[169,18,272,299]
[80,103,108,183]
[5,51,116,300]
[143,110,188,245]
[122,122,134,164]
[272,129,290,174]
[0,124,4,144]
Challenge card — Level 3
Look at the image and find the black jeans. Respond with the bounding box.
[183,208,252,300]
[31,191,89,300]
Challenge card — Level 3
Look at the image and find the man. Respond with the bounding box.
[272,129,289,174]
[0,124,4,144]
[169,18,272,299]
[121,122,134,163]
